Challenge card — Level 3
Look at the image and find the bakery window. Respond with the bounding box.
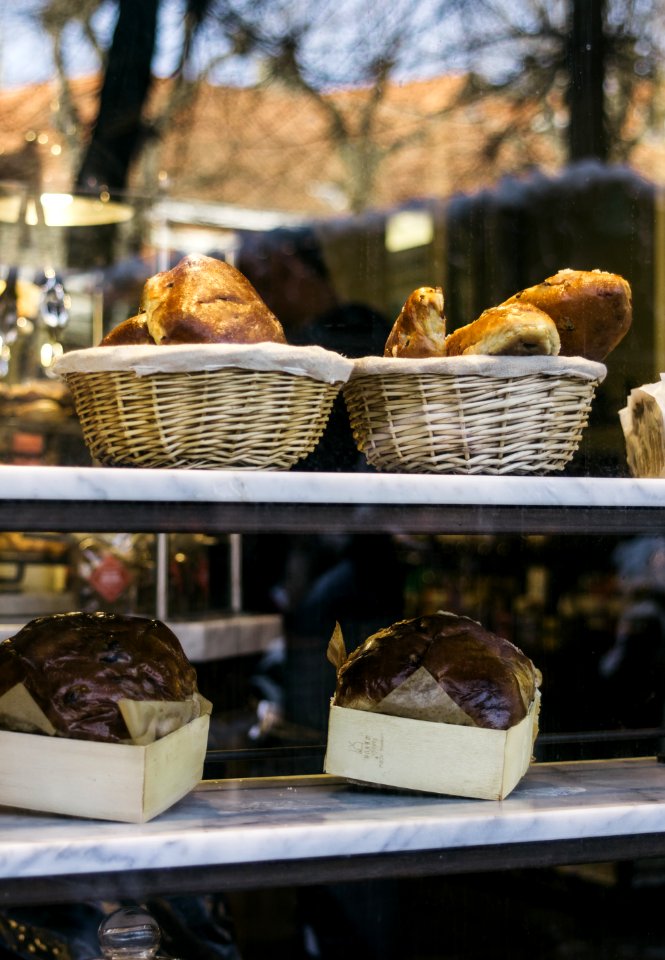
[3,3,665,959]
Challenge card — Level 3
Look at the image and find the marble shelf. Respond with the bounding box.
[0,465,664,534]
[0,466,664,904]
[0,757,664,904]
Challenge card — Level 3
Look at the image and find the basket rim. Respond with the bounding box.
[348,353,607,383]
[54,341,354,385]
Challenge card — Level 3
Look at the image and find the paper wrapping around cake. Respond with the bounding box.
[0,681,211,745]
[324,694,540,800]
[0,715,210,822]
[325,622,540,799]
[369,666,477,725]
[620,378,665,477]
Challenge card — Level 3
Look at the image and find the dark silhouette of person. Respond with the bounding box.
[234,227,405,737]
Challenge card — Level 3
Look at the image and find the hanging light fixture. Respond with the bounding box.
[0,190,134,227]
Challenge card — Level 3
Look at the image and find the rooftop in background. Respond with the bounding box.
[0,68,662,224]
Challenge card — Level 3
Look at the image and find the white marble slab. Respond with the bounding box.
[0,465,665,508]
[0,757,663,881]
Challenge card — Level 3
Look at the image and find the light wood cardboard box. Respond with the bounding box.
[324,692,540,800]
[0,714,209,822]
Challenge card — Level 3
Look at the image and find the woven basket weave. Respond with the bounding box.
[343,355,607,475]
[55,343,353,470]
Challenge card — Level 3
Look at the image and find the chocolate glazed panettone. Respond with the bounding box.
[0,612,200,743]
[332,611,540,730]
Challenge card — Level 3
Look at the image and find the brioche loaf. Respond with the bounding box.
[384,286,446,358]
[332,612,540,730]
[0,612,201,743]
[443,302,560,357]
[502,268,632,361]
[141,253,286,345]
[100,313,155,346]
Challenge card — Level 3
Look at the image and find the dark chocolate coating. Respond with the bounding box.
[333,612,539,730]
[0,612,198,742]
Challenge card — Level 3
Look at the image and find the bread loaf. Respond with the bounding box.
[331,612,540,730]
[100,313,155,345]
[384,286,446,358]
[141,253,287,345]
[443,302,560,357]
[0,612,202,743]
[502,268,632,361]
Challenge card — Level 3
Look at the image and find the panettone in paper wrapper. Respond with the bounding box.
[0,612,212,822]
[324,612,541,800]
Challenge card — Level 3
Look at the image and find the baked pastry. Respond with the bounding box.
[0,379,75,421]
[443,302,560,357]
[140,253,287,345]
[0,612,205,743]
[330,611,540,730]
[384,286,446,358]
[502,268,632,361]
[100,313,155,345]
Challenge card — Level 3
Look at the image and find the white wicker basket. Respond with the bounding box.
[54,343,353,470]
[343,355,607,475]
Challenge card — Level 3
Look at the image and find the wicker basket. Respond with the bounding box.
[343,355,607,475]
[54,343,353,469]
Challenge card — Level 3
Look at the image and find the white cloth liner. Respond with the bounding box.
[54,342,355,385]
[620,375,665,477]
[349,354,607,382]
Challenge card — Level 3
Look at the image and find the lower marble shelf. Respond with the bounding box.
[1,757,665,904]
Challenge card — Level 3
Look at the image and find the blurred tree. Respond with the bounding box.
[203,0,474,212]
[74,0,159,193]
[455,0,665,166]
[23,0,665,218]
[567,0,607,160]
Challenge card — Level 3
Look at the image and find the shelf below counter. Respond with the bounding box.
[1,756,665,905]
[2,466,665,534]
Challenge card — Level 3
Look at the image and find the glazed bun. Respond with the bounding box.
[502,268,632,361]
[140,253,287,345]
[332,612,540,730]
[0,612,201,743]
[100,313,155,346]
[384,286,446,358]
[443,302,560,357]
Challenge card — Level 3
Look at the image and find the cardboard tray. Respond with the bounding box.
[324,693,540,800]
[0,714,209,822]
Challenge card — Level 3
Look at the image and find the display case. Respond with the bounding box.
[1,466,664,910]
[2,2,665,957]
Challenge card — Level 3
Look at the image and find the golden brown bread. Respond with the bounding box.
[502,268,632,361]
[443,302,560,357]
[332,612,540,730]
[100,313,155,346]
[384,286,446,358]
[140,253,286,345]
[0,612,200,743]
